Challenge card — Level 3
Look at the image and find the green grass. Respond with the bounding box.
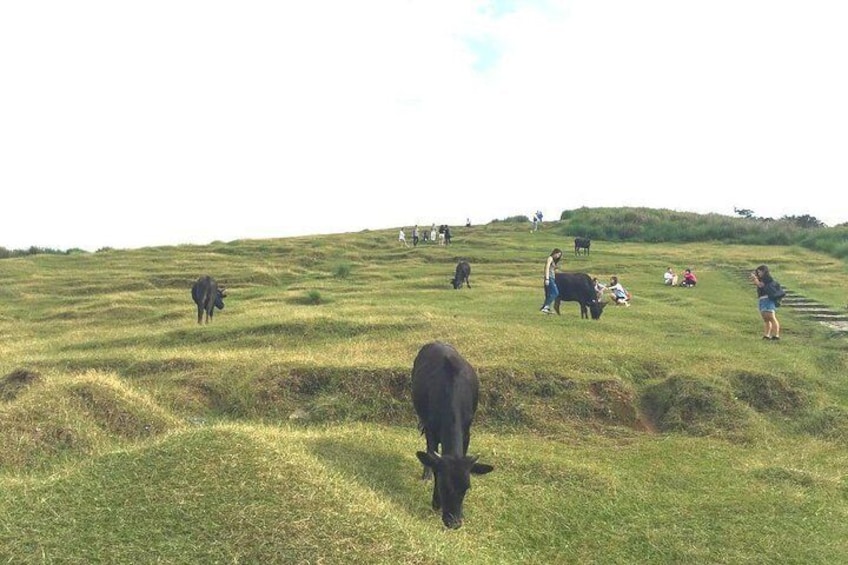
[1,220,847,563]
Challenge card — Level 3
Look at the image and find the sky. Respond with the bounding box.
[2,1,847,251]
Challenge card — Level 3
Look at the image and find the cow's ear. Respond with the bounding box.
[470,462,494,475]
[465,455,494,475]
[417,451,440,469]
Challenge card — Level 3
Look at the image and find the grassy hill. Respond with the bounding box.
[1,220,847,563]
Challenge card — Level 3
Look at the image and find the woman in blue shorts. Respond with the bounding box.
[751,264,780,340]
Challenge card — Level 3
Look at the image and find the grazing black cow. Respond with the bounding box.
[553,272,606,319]
[191,275,227,324]
[574,237,591,256]
[451,260,471,289]
[412,342,494,529]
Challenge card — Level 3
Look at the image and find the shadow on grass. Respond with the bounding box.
[307,437,426,519]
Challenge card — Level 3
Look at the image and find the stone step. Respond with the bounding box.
[809,314,848,322]
[783,303,845,316]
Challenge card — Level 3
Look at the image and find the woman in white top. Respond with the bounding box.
[609,276,630,306]
[664,268,678,286]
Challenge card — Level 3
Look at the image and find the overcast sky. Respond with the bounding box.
[2,1,846,251]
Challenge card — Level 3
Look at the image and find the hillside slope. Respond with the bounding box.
[1,221,846,563]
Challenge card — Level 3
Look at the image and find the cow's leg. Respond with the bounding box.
[432,474,441,510]
[421,430,438,480]
[580,303,588,319]
[197,305,203,324]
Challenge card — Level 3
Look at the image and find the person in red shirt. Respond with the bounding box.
[680,269,697,287]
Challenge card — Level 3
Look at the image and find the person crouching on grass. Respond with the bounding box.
[609,276,630,306]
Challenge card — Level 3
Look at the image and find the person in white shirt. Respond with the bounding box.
[609,276,630,306]
[664,268,678,286]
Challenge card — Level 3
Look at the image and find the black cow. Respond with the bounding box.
[553,272,606,319]
[191,275,227,324]
[451,260,471,289]
[574,237,591,256]
[412,342,494,529]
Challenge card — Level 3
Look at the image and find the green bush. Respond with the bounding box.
[557,207,846,260]
[495,215,530,223]
[333,262,352,279]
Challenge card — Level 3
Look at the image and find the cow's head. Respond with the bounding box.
[589,299,607,320]
[451,277,461,289]
[417,451,493,529]
[215,287,227,310]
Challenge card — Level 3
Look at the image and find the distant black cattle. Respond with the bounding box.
[191,275,227,324]
[451,260,471,289]
[412,342,494,529]
[574,237,591,256]
[553,272,606,319]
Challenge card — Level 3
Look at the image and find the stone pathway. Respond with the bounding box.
[732,269,848,337]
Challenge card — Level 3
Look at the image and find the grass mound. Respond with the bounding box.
[170,367,655,435]
[731,371,809,414]
[0,371,182,472]
[640,376,752,439]
[0,426,428,563]
[441,370,648,434]
[793,405,848,444]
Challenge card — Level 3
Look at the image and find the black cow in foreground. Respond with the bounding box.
[412,342,494,529]
[191,275,227,324]
[553,272,606,319]
[451,260,471,289]
[574,237,591,256]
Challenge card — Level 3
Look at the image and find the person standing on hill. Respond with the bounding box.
[399,228,408,247]
[412,225,419,247]
[751,264,781,340]
[539,248,563,314]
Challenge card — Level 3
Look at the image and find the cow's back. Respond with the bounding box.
[452,261,471,288]
[555,272,594,301]
[412,342,479,434]
[193,276,216,303]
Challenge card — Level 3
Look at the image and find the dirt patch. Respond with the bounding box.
[0,369,43,401]
[587,380,646,429]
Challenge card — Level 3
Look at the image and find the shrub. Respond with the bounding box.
[333,262,352,279]
[306,290,322,305]
[494,215,530,223]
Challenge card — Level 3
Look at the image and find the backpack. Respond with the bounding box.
[765,280,787,306]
